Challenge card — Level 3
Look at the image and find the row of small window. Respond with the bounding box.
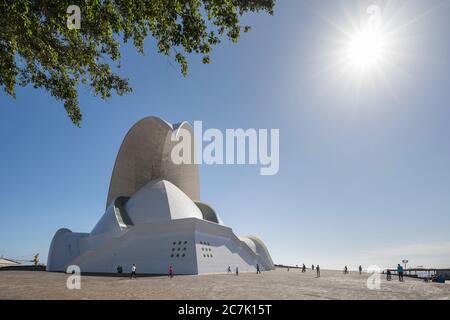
[173,241,188,245]
[201,247,212,252]
[172,247,187,252]
[199,241,211,246]
[171,253,212,258]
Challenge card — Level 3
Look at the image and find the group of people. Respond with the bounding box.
[386,264,405,282]
[130,263,262,279]
[227,264,261,275]
[128,262,411,283]
[333,263,408,282]
[342,265,363,274]
[298,264,321,277]
[343,265,363,274]
[296,264,366,277]
[328,263,404,282]
[129,263,174,279]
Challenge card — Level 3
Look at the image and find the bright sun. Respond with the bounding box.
[346,28,386,70]
[314,1,440,94]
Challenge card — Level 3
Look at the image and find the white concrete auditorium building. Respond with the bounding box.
[47,117,274,275]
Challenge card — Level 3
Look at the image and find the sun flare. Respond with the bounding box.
[346,28,386,70]
[307,1,443,99]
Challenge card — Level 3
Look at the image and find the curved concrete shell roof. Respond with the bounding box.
[239,236,257,253]
[238,235,274,270]
[106,117,200,207]
[124,179,203,224]
[91,197,133,236]
[195,201,224,225]
[244,235,275,269]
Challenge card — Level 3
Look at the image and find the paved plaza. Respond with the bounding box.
[0,268,449,300]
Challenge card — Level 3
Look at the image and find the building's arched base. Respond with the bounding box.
[47,218,274,275]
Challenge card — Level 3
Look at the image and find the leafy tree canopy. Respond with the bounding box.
[0,0,274,126]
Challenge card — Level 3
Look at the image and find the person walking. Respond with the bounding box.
[344,266,348,274]
[316,264,321,278]
[302,264,306,273]
[312,264,315,271]
[130,264,137,279]
[227,266,231,273]
[397,264,404,282]
[169,265,174,278]
[256,264,261,274]
[359,265,362,275]
[236,267,239,276]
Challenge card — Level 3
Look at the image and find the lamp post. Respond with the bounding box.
[402,259,409,274]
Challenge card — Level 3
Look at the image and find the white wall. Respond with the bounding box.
[47,218,274,275]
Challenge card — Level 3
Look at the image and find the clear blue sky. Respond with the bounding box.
[1,0,449,269]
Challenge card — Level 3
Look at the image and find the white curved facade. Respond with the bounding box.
[124,179,203,224]
[47,117,274,275]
